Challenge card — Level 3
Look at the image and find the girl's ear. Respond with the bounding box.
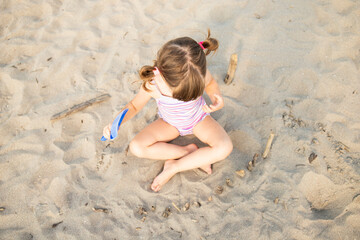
[139,65,156,92]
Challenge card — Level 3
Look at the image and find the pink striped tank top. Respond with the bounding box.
[154,84,209,136]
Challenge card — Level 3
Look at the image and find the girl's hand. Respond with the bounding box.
[202,94,224,113]
[103,123,112,140]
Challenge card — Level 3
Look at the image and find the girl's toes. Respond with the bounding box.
[151,181,160,192]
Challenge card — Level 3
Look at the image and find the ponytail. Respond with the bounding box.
[139,65,156,91]
[201,29,219,56]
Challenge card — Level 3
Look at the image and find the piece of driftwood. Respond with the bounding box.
[247,161,253,172]
[262,133,275,159]
[92,207,109,213]
[162,207,171,218]
[182,202,190,211]
[235,169,246,177]
[252,153,259,167]
[215,186,224,194]
[224,53,238,85]
[51,93,111,121]
[308,152,318,163]
[52,221,63,228]
[172,202,181,212]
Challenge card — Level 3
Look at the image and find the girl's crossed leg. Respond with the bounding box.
[129,118,213,175]
[150,116,233,192]
[129,118,194,161]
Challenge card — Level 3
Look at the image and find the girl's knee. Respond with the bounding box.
[129,139,146,158]
[222,137,233,158]
[214,137,233,160]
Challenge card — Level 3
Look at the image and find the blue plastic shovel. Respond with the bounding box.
[101,108,129,141]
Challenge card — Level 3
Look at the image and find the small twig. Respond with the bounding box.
[262,132,275,159]
[52,221,63,228]
[172,202,181,213]
[252,153,259,167]
[247,161,253,172]
[92,207,109,213]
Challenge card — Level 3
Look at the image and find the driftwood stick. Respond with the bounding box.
[252,153,259,167]
[92,207,109,213]
[224,53,238,85]
[51,93,111,121]
[172,202,181,213]
[247,161,253,172]
[262,132,275,159]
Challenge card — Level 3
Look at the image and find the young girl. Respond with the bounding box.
[103,31,233,192]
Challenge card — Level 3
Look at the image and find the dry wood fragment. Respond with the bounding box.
[308,152,318,163]
[172,202,181,212]
[235,169,246,178]
[51,93,111,121]
[247,161,253,172]
[215,186,224,195]
[182,202,190,211]
[92,207,109,213]
[252,153,259,167]
[137,207,147,215]
[52,221,63,228]
[224,54,238,85]
[262,133,275,159]
[162,207,171,218]
[226,178,233,187]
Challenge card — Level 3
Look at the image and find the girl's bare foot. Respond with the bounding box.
[184,144,212,174]
[199,164,212,174]
[151,144,213,192]
[151,159,177,192]
[150,144,196,192]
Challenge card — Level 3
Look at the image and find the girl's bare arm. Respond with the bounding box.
[103,85,152,139]
[121,86,152,122]
[203,69,224,113]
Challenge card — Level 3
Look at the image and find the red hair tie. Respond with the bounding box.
[198,41,205,50]
[153,67,160,75]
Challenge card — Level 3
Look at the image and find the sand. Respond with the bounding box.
[1,0,360,239]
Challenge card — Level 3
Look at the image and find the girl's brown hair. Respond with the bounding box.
[139,30,219,101]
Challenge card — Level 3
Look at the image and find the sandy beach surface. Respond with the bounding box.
[1,0,360,239]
